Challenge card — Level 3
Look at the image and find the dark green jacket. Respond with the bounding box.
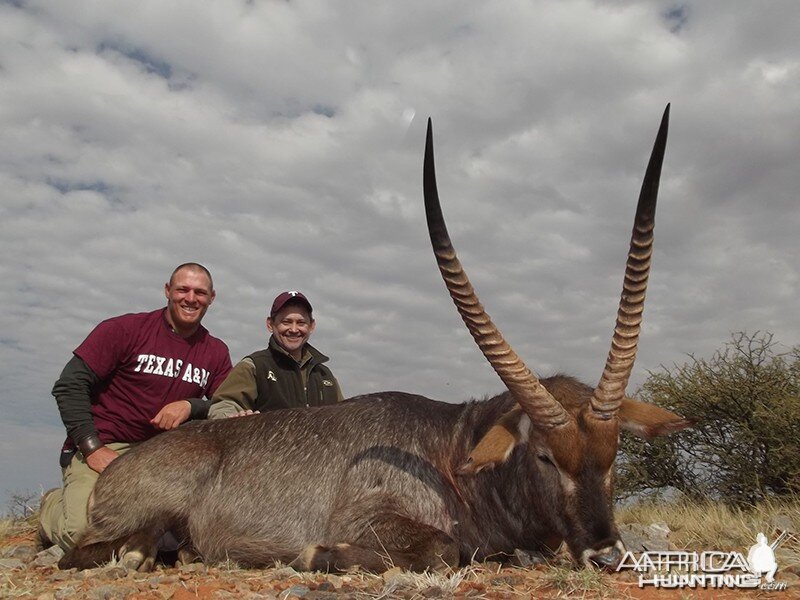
[248,336,342,410]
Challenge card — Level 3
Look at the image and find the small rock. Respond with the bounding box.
[324,574,343,589]
[54,587,77,600]
[0,558,26,570]
[71,568,97,579]
[158,574,180,585]
[647,521,671,537]
[33,545,65,568]
[178,561,206,574]
[101,565,129,580]
[642,540,670,551]
[381,565,404,583]
[32,553,61,568]
[261,566,295,581]
[511,548,547,567]
[618,522,671,552]
[490,574,523,587]
[618,526,645,551]
[36,592,56,600]
[247,590,280,600]
[41,545,65,559]
[248,592,280,600]
[48,570,76,582]
[91,584,136,600]
[305,592,339,600]
[420,585,443,598]
[126,569,148,579]
[280,584,310,599]
[4,544,38,563]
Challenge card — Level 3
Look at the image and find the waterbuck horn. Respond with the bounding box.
[590,105,670,419]
[424,119,569,429]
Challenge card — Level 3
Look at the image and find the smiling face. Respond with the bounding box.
[267,302,315,360]
[164,266,215,338]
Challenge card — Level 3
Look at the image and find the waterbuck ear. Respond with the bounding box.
[618,397,693,440]
[458,407,531,475]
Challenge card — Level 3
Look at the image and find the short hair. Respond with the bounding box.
[169,263,214,290]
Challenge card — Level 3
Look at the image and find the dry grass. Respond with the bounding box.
[0,514,36,544]
[0,518,15,540]
[535,564,616,599]
[372,566,473,599]
[616,495,800,573]
[2,496,798,598]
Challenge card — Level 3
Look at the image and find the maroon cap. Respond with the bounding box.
[270,291,313,318]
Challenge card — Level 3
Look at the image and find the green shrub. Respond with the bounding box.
[618,332,800,507]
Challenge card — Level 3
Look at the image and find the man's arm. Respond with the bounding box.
[152,344,232,425]
[52,355,118,472]
[207,359,258,419]
[150,394,219,429]
[150,400,193,429]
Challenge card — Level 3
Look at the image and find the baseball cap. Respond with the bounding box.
[270,291,313,318]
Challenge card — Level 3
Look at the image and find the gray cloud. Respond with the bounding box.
[1,0,798,509]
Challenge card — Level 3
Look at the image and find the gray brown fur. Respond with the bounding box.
[59,376,634,571]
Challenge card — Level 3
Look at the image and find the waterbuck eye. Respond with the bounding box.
[537,454,555,466]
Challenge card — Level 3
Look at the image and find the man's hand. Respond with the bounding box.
[150,400,191,430]
[230,409,260,418]
[86,446,119,474]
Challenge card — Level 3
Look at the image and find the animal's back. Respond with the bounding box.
[89,392,470,565]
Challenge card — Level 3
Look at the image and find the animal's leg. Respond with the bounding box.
[59,519,167,572]
[58,534,128,570]
[119,529,162,572]
[177,542,201,566]
[294,513,458,573]
[172,524,201,566]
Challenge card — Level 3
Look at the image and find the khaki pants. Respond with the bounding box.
[40,442,137,551]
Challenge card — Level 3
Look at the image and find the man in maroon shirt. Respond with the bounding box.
[39,263,232,551]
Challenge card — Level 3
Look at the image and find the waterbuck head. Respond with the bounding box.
[423,106,690,569]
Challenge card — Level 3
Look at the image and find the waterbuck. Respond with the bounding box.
[60,106,688,573]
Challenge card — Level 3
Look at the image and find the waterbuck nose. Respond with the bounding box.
[589,545,623,571]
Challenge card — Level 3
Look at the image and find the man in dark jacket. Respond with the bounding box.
[208,291,343,418]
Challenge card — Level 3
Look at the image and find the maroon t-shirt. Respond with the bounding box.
[74,308,232,443]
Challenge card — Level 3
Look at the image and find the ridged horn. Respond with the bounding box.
[590,105,670,418]
[423,119,569,429]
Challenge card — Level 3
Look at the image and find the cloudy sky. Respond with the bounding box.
[1,0,798,510]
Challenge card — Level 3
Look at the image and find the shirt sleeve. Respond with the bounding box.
[187,397,211,420]
[73,317,129,380]
[208,358,258,415]
[186,341,232,419]
[208,399,247,419]
[52,355,101,444]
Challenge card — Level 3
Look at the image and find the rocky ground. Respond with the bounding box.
[1,520,798,599]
